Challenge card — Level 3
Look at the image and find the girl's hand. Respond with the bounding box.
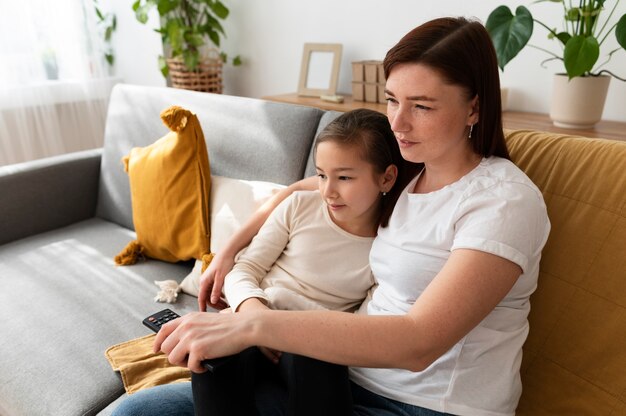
[198,252,235,311]
[259,347,282,364]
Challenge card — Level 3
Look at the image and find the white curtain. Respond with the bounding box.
[0,0,119,166]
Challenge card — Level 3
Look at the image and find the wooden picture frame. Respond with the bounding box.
[297,43,343,97]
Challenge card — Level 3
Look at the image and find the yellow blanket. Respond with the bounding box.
[105,334,191,394]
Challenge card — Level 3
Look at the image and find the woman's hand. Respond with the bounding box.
[237,297,283,364]
[198,252,235,311]
[154,311,256,373]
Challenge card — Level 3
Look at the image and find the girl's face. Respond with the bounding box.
[384,62,479,167]
[315,141,393,237]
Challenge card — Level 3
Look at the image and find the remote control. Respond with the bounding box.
[142,308,234,372]
[142,308,181,333]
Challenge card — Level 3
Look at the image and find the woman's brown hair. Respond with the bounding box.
[383,16,510,159]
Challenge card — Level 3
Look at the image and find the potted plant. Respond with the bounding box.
[93,0,116,69]
[133,0,241,93]
[486,0,626,128]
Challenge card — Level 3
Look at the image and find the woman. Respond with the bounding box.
[125,16,550,416]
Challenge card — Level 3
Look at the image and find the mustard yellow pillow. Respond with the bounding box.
[114,106,212,265]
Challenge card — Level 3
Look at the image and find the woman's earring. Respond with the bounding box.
[382,191,387,196]
[468,124,474,139]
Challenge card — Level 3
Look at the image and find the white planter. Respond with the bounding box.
[549,74,610,129]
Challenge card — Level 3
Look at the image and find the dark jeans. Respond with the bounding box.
[192,347,352,416]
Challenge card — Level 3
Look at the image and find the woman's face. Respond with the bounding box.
[384,62,478,166]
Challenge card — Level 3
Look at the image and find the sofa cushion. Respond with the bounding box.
[505,130,626,415]
[97,84,323,230]
[0,218,200,416]
[115,106,211,265]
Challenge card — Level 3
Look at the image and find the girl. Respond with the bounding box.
[192,108,408,416]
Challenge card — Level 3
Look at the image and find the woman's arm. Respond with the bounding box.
[159,249,521,373]
[198,176,318,310]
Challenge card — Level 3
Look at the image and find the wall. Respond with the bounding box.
[110,0,626,122]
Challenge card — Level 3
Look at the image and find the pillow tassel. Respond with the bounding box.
[160,106,190,132]
[121,155,130,173]
[200,253,215,273]
[114,240,145,265]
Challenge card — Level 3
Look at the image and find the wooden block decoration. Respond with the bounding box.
[352,62,365,82]
[365,83,378,103]
[364,61,379,83]
[351,60,384,102]
[352,82,365,101]
[378,84,386,104]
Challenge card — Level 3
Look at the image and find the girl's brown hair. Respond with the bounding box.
[314,109,418,227]
[383,16,510,159]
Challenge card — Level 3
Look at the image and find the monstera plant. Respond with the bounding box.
[486,1,626,128]
[486,0,626,80]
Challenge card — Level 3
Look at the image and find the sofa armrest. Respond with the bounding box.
[0,148,102,246]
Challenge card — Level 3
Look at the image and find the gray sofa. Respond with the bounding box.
[3,83,626,416]
[0,84,336,416]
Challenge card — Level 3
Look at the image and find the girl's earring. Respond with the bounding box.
[382,191,387,196]
[468,124,474,139]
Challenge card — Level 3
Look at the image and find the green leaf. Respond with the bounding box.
[555,31,571,46]
[208,28,220,47]
[135,4,151,24]
[616,14,626,50]
[95,7,104,21]
[565,7,580,22]
[157,0,177,16]
[205,11,225,35]
[486,5,534,70]
[211,0,229,19]
[564,35,599,78]
[167,21,183,52]
[232,55,242,66]
[105,53,114,66]
[105,26,113,41]
[132,0,141,12]
[159,56,169,77]
[186,33,205,47]
[184,51,199,70]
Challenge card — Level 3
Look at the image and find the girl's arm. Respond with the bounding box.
[198,176,318,310]
[159,248,522,373]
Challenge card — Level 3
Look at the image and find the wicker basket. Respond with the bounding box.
[167,54,223,94]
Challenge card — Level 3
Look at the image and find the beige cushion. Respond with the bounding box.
[180,175,286,296]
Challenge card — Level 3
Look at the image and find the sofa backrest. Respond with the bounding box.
[96,84,324,230]
[505,130,626,414]
[303,110,343,177]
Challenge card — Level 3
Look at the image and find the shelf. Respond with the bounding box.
[263,93,626,142]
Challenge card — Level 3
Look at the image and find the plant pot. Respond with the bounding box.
[167,55,223,94]
[549,74,610,129]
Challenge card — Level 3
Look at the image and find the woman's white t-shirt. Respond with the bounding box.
[350,157,550,416]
